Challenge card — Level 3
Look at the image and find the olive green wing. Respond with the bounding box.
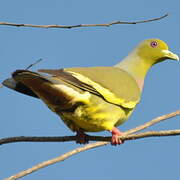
[38,66,141,109]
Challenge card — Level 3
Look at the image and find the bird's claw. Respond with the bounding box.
[76,131,89,144]
[110,127,124,146]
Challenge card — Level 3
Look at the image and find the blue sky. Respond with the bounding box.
[0,0,180,179]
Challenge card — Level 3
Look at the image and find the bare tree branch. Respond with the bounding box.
[125,110,180,135]
[4,142,105,180]
[0,14,168,30]
[4,129,180,180]
[3,110,180,180]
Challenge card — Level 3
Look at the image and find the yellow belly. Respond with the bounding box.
[59,95,133,132]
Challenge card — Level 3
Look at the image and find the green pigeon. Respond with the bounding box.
[3,39,179,145]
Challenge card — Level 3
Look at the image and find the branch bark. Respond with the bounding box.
[0,14,168,30]
[3,110,180,180]
[4,130,180,180]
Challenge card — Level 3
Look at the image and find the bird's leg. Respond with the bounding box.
[76,130,89,144]
[110,127,124,145]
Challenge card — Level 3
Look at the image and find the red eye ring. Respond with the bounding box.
[150,41,158,48]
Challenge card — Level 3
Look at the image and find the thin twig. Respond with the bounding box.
[0,14,168,30]
[1,110,179,145]
[25,58,43,70]
[4,129,180,180]
[4,142,105,180]
[125,110,180,135]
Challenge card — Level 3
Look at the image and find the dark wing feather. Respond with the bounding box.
[38,69,103,97]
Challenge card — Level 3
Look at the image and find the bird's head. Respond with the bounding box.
[136,39,179,65]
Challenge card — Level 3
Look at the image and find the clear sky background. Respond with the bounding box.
[0,0,180,179]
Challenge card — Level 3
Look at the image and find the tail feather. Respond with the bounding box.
[2,70,46,98]
[3,69,83,111]
[2,78,39,98]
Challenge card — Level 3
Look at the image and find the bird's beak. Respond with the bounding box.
[162,50,179,61]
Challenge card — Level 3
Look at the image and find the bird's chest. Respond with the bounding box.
[58,96,130,132]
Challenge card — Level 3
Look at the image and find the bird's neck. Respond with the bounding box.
[115,51,154,91]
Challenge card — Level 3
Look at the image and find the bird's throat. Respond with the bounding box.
[115,54,154,91]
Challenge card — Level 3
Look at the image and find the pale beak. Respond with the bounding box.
[162,50,179,61]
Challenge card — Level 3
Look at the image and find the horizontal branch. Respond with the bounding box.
[4,129,180,180]
[0,14,168,30]
[1,129,180,145]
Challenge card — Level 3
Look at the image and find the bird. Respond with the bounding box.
[2,39,179,145]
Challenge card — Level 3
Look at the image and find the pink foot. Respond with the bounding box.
[76,131,89,144]
[110,127,124,145]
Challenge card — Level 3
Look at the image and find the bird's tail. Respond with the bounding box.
[3,70,79,111]
[2,70,39,98]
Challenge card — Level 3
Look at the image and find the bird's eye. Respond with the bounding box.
[150,41,158,48]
